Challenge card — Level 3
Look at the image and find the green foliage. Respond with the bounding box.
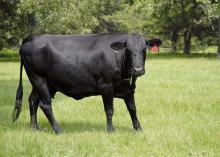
[18,0,102,34]
[104,1,157,35]
[0,0,26,49]
[92,1,125,33]
[0,0,219,54]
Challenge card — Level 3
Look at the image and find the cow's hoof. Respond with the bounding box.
[107,127,114,133]
[31,124,40,131]
[134,127,143,132]
[133,124,143,131]
[54,127,62,135]
[55,131,62,135]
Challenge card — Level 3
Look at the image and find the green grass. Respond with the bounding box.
[0,55,220,156]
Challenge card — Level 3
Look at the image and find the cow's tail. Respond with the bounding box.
[12,55,24,122]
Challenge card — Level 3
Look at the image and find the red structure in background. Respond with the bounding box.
[150,43,159,53]
[146,37,162,53]
[151,44,159,53]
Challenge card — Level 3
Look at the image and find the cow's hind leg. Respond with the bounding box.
[37,85,61,134]
[39,100,61,134]
[102,87,114,132]
[29,89,40,130]
[124,95,142,131]
[26,71,61,134]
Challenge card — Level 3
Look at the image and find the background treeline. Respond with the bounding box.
[0,0,219,55]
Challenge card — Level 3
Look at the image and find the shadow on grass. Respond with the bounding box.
[4,120,132,134]
[34,120,104,133]
[60,121,132,133]
[37,120,131,134]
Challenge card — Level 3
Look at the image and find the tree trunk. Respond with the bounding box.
[184,29,191,55]
[217,16,220,57]
[171,30,178,53]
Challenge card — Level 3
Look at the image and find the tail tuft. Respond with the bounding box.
[12,100,22,122]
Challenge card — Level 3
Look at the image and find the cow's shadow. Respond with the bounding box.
[39,120,132,134]
[1,119,133,134]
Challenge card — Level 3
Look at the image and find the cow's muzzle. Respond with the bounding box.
[132,67,145,76]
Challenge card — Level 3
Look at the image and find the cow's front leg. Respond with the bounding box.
[124,94,142,131]
[102,88,114,132]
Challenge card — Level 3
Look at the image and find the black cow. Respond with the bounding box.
[12,33,162,134]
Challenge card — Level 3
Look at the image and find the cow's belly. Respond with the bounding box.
[47,64,98,100]
[49,78,98,100]
[61,87,98,100]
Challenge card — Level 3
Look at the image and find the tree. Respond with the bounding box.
[103,0,157,35]
[152,0,218,54]
[200,0,220,56]
[211,0,220,57]
[0,0,21,49]
[92,1,124,33]
[153,1,183,53]
[218,16,220,57]
[18,0,104,34]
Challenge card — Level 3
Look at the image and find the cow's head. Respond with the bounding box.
[111,34,147,77]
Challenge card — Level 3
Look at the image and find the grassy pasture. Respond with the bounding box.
[0,54,219,157]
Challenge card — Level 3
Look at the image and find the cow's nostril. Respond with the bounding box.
[134,67,143,72]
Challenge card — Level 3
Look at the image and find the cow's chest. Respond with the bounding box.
[113,80,134,98]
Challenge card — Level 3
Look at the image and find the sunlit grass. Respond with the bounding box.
[0,55,219,156]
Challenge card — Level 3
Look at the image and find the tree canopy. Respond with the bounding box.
[0,0,219,54]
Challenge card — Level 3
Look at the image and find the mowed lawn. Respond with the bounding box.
[0,55,219,157]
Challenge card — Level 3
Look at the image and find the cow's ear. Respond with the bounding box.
[146,38,162,47]
[110,41,126,51]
